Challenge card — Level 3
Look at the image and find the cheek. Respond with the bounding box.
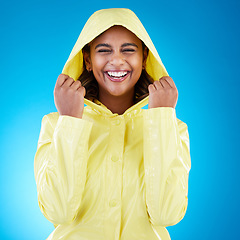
[92,57,102,69]
[130,52,143,65]
[90,52,105,69]
[130,55,143,74]
[91,57,107,84]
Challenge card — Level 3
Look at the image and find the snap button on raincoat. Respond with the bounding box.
[34,8,191,240]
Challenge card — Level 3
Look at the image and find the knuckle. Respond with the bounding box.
[58,74,66,82]
[172,87,178,94]
[158,88,164,92]
[77,86,84,93]
[74,81,81,87]
[67,76,74,81]
[68,87,74,93]
[148,84,154,91]
[57,74,63,80]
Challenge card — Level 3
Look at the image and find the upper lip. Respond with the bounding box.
[105,70,130,72]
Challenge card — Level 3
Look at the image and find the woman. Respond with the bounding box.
[34,8,191,240]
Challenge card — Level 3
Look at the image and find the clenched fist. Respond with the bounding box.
[148,76,178,109]
[54,74,86,119]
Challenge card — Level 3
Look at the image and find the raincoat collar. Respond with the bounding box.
[84,96,149,116]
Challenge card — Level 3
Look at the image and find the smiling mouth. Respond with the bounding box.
[105,71,130,82]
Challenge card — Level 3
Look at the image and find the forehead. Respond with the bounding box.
[91,25,142,46]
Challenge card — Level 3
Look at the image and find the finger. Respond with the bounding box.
[77,86,86,97]
[55,74,69,88]
[161,76,176,88]
[160,78,172,88]
[148,84,156,93]
[63,77,75,87]
[153,80,163,90]
[71,80,82,90]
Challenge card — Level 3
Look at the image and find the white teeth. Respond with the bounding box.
[107,71,128,78]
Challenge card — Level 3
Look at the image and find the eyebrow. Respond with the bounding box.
[95,43,138,49]
[121,43,138,48]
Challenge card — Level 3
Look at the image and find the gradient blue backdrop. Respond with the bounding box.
[1,0,239,239]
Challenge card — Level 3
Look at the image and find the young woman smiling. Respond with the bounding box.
[35,8,191,240]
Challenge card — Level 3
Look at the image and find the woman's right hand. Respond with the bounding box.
[54,74,86,119]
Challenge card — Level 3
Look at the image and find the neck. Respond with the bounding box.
[99,90,134,115]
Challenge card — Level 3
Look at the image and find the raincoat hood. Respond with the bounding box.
[62,8,169,112]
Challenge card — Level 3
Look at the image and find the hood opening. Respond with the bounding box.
[61,8,168,109]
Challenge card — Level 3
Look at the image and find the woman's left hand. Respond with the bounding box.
[148,76,178,109]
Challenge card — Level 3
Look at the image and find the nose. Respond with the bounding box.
[109,51,125,66]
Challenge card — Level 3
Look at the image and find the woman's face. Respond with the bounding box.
[84,25,147,99]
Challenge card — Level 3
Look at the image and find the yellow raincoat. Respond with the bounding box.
[34,8,191,240]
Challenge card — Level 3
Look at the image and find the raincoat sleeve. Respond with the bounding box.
[143,107,191,227]
[34,113,93,225]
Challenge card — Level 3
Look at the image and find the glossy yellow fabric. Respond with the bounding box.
[34,8,191,240]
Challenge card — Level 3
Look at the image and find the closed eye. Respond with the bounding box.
[122,48,135,52]
[97,49,112,53]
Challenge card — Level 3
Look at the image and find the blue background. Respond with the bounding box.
[1,0,239,239]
